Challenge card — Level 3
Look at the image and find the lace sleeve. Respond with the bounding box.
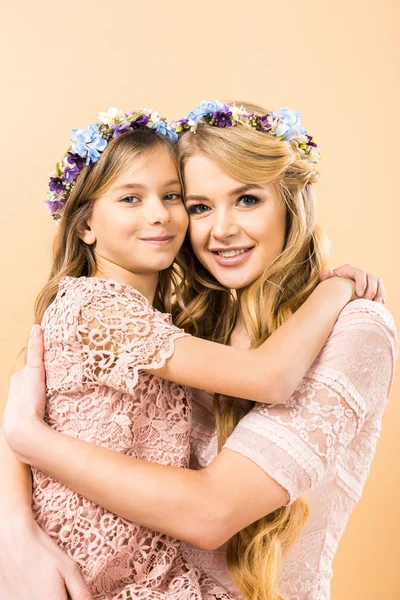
[223,300,397,503]
[76,278,189,393]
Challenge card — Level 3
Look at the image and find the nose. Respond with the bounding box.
[211,208,240,240]
[144,198,170,226]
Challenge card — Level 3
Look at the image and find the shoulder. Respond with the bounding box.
[58,276,150,310]
[334,299,397,356]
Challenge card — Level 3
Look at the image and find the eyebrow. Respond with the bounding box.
[185,184,264,203]
[113,179,181,192]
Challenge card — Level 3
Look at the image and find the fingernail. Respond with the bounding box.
[30,325,41,338]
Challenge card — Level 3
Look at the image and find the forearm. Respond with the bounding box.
[18,424,220,548]
[0,428,34,521]
[258,278,353,403]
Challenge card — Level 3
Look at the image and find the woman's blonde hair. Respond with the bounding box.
[34,129,183,324]
[174,102,330,600]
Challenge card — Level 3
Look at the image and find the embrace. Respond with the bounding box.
[1,101,397,600]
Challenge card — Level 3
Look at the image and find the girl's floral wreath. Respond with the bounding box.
[46,107,179,221]
[175,101,321,164]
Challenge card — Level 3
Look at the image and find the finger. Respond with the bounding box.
[364,274,378,300]
[26,325,45,371]
[64,565,94,600]
[320,269,334,281]
[343,268,367,297]
[374,276,386,303]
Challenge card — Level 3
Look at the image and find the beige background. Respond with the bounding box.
[1,1,399,598]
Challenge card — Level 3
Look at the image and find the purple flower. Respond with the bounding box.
[48,177,65,194]
[130,114,150,130]
[112,121,132,138]
[64,165,81,183]
[306,134,318,148]
[46,199,64,214]
[67,153,85,169]
[212,111,233,127]
[255,114,271,132]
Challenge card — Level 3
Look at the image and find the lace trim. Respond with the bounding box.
[228,414,325,483]
[336,464,364,502]
[306,365,366,432]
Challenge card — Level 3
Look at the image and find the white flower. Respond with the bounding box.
[230,105,246,123]
[308,146,321,163]
[98,107,125,125]
[138,107,152,116]
[149,111,160,124]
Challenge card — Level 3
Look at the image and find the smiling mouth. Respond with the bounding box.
[211,247,254,257]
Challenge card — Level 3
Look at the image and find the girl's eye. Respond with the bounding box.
[120,195,140,204]
[164,193,182,202]
[186,203,211,215]
[237,195,260,208]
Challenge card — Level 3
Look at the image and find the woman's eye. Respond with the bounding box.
[120,195,140,204]
[164,193,182,202]
[186,204,211,215]
[237,195,260,207]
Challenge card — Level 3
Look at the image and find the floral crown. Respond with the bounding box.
[46,107,179,221]
[175,100,320,163]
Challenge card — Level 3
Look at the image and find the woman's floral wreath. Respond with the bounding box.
[46,107,179,221]
[175,100,321,164]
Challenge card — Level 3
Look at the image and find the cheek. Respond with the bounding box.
[188,219,207,256]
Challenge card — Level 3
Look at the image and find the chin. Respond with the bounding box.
[210,273,255,290]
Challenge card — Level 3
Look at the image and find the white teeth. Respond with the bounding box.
[217,249,247,257]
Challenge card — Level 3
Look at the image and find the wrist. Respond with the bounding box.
[5,419,49,465]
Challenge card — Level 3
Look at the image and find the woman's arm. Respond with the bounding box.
[4,300,396,552]
[0,362,93,600]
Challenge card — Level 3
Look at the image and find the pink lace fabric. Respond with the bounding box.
[31,277,234,600]
[188,300,398,600]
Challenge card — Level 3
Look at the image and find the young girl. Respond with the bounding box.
[2,103,394,600]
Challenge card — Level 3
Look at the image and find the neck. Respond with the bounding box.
[93,257,158,305]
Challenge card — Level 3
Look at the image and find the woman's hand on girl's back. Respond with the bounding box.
[0,514,93,600]
[320,264,386,303]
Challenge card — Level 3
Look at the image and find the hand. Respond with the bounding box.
[3,325,47,463]
[320,264,386,303]
[0,515,93,600]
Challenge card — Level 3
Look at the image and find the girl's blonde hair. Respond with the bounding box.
[174,102,330,600]
[34,129,184,324]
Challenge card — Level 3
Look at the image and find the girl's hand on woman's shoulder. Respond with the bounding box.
[320,264,386,303]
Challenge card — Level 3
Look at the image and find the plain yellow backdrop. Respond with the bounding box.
[1,1,399,598]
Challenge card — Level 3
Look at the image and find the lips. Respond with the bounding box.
[210,246,255,266]
[140,235,176,246]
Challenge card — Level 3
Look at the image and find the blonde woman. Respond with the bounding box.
[2,102,396,600]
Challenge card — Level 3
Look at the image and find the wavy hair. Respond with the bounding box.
[34,129,184,325]
[173,102,330,600]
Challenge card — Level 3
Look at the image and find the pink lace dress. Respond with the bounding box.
[31,277,233,600]
[188,300,397,600]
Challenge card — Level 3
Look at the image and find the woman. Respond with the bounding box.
[2,101,396,600]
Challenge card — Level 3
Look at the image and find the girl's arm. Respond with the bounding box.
[148,277,356,404]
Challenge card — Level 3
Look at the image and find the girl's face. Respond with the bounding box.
[82,145,188,279]
[184,153,287,290]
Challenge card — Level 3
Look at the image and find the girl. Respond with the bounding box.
[2,102,395,600]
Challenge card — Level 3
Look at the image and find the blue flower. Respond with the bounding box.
[70,123,108,164]
[187,100,224,121]
[275,107,306,141]
[153,120,179,143]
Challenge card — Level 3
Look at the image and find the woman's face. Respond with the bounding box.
[184,153,287,290]
[82,145,188,278]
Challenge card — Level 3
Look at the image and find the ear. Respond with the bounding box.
[77,220,96,245]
